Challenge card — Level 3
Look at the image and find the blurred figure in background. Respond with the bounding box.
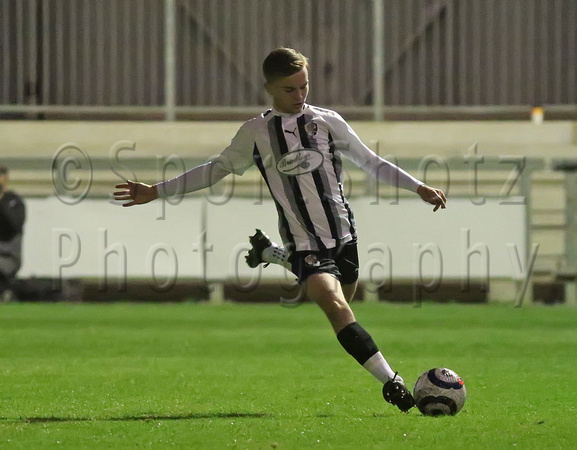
[0,166,26,302]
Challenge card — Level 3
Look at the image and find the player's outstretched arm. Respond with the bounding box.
[417,184,447,212]
[114,180,158,207]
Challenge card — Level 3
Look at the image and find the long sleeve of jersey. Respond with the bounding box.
[326,112,424,192]
[155,161,230,197]
[155,123,255,198]
[155,110,423,198]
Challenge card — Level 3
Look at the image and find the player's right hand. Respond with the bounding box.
[113,180,158,207]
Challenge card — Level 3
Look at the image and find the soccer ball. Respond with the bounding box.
[413,368,466,416]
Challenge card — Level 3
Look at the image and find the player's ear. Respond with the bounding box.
[264,82,273,96]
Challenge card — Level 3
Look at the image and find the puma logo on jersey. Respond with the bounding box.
[283,127,297,137]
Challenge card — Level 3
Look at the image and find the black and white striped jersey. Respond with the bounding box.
[158,104,424,252]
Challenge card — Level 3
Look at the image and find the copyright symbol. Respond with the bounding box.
[51,143,93,205]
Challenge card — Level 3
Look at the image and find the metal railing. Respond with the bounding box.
[0,0,576,120]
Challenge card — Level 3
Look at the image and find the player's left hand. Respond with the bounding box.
[417,185,447,212]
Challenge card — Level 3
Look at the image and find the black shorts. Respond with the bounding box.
[290,240,359,285]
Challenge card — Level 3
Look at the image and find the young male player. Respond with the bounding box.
[114,48,446,413]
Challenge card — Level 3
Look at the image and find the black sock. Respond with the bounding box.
[336,321,379,365]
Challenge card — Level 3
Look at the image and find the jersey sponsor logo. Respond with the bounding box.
[276,148,324,176]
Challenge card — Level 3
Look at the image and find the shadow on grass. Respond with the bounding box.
[13,412,271,423]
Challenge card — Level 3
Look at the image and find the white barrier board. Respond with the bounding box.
[20,196,525,284]
[20,196,204,280]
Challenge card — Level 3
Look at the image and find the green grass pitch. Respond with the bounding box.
[1,301,576,449]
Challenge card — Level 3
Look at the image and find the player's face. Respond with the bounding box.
[266,68,309,115]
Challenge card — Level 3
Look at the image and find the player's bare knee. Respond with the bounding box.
[323,296,354,326]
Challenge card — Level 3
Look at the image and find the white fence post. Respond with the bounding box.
[372,0,385,121]
[164,0,176,121]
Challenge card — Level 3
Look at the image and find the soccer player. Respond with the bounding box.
[114,48,446,413]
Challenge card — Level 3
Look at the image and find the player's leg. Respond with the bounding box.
[333,240,359,303]
[245,229,291,269]
[304,272,354,333]
[341,282,357,303]
[303,271,415,412]
[305,273,394,377]
[247,234,415,411]
[293,246,401,388]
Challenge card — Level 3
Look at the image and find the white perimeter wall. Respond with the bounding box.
[7,119,556,287]
[20,196,526,285]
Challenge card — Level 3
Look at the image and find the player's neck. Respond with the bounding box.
[272,104,306,117]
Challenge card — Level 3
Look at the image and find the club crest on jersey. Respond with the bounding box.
[304,254,320,267]
[304,121,318,138]
[276,148,324,176]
